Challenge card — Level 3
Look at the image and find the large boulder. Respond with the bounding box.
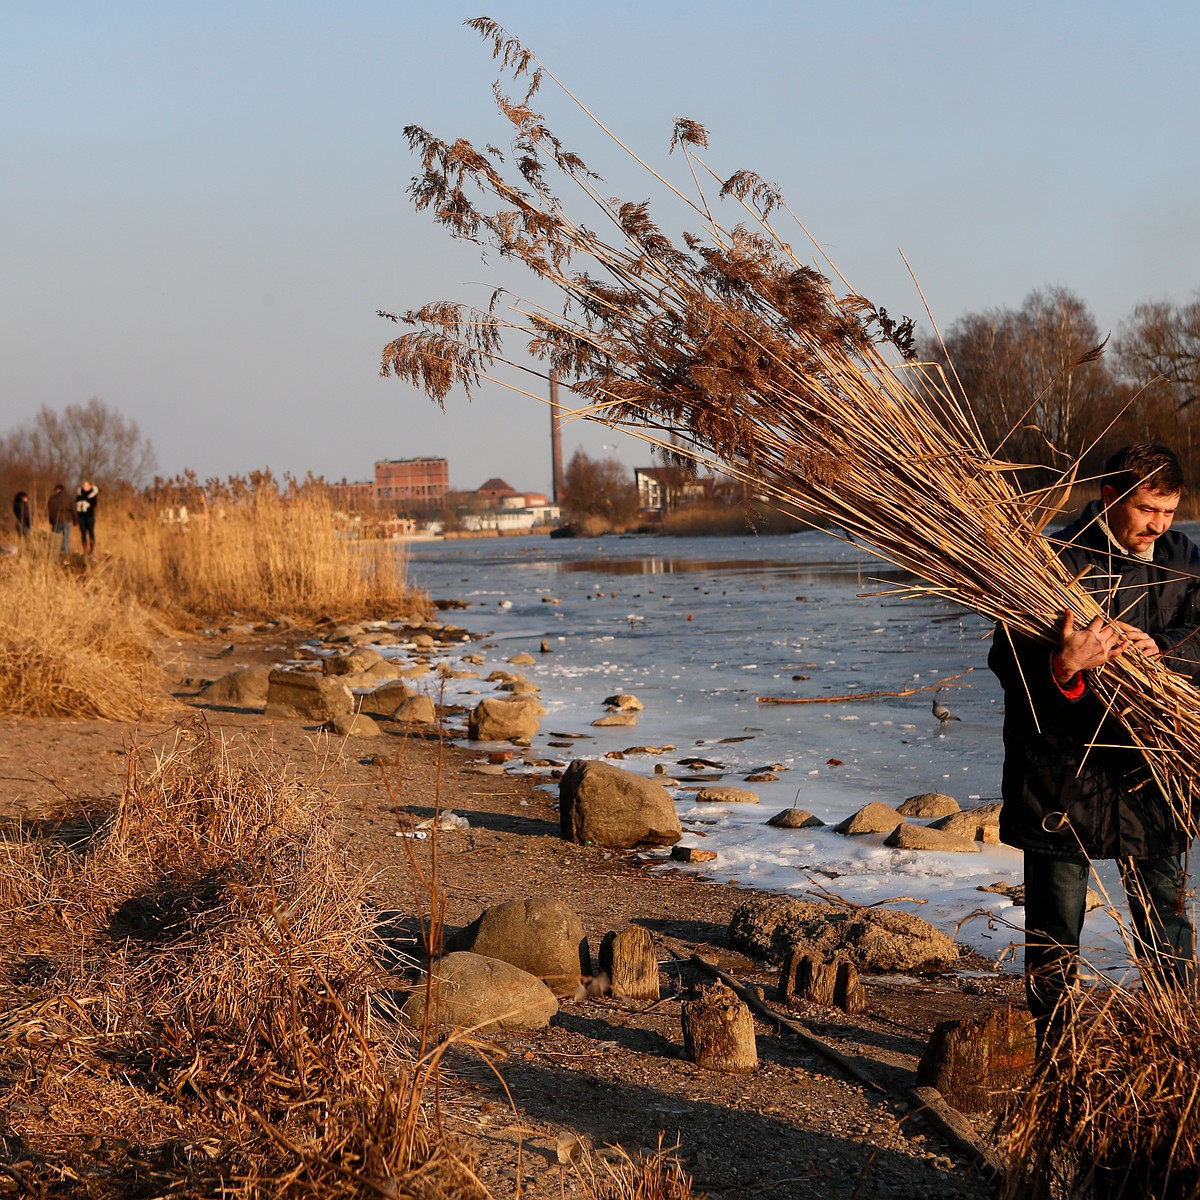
[359,680,415,718]
[897,792,961,819]
[833,802,904,836]
[559,759,681,849]
[263,669,354,721]
[196,665,273,709]
[401,952,558,1031]
[443,897,588,996]
[729,896,957,973]
[468,696,544,742]
[884,824,980,853]
[930,803,1003,844]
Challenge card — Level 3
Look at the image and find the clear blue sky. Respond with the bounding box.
[4,1,1199,495]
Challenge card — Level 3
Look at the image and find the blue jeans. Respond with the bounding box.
[1024,851,1196,1044]
[53,520,70,553]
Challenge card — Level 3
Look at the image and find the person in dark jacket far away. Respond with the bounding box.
[12,491,31,539]
[48,484,74,553]
[75,481,98,555]
[990,442,1200,1049]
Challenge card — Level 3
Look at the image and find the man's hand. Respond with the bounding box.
[1053,611,1129,682]
[1113,620,1161,658]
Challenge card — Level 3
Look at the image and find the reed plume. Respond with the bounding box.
[383,17,1200,845]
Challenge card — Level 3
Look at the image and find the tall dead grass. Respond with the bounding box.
[1000,978,1200,1198]
[0,540,169,719]
[106,477,423,623]
[0,717,485,1198]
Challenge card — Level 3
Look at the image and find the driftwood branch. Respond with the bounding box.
[757,667,974,705]
[907,1086,1007,1184]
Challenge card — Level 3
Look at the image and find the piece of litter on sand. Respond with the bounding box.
[394,831,428,840]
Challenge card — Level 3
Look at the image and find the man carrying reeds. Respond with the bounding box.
[990,443,1200,1049]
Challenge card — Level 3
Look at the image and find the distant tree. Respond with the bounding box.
[0,398,157,490]
[1114,297,1200,410]
[560,450,640,526]
[926,288,1125,476]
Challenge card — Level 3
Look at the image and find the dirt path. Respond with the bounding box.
[0,624,1023,1199]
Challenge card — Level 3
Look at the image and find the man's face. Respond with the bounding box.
[1101,483,1180,554]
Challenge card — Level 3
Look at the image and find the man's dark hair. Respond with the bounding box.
[1103,443,1185,497]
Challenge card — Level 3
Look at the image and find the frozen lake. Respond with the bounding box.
[405,529,1187,979]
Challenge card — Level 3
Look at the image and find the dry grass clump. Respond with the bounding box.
[1000,980,1200,1198]
[658,502,808,538]
[0,717,484,1199]
[106,475,423,623]
[0,541,169,719]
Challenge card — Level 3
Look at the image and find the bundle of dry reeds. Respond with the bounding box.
[382,17,1200,843]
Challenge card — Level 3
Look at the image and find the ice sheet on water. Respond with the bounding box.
[405,531,1196,980]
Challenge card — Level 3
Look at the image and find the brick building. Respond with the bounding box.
[374,457,449,511]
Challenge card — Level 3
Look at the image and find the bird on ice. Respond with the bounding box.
[932,695,959,725]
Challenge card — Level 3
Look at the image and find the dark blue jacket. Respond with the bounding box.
[990,500,1200,859]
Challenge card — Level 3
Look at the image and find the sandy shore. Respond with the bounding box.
[0,621,1024,1199]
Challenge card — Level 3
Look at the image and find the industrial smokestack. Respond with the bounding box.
[549,371,564,503]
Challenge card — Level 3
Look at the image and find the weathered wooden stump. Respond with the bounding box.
[681,982,758,1073]
[598,927,659,1000]
[917,1004,1036,1113]
[778,948,837,1007]
[833,961,868,1014]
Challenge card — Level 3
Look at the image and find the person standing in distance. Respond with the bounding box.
[75,481,99,555]
[48,484,74,553]
[12,491,31,541]
[989,443,1200,1050]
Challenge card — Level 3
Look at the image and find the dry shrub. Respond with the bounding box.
[0,540,169,719]
[658,502,808,537]
[568,1137,703,1200]
[105,479,423,623]
[1000,980,1200,1198]
[0,717,484,1199]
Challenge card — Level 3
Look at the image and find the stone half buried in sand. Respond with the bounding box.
[559,758,681,849]
[401,951,559,1031]
[196,664,274,710]
[729,896,957,973]
[322,713,383,738]
[468,695,545,742]
[263,669,355,721]
[442,898,589,996]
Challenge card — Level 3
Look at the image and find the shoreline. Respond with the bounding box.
[0,618,1021,1199]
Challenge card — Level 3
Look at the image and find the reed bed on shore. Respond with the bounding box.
[0,717,489,1198]
[0,539,168,719]
[106,479,422,623]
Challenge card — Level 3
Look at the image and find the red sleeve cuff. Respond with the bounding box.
[1051,654,1086,699]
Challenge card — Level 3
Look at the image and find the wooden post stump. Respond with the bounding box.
[681,982,758,1073]
[598,927,660,1000]
[833,961,868,1014]
[917,1004,1036,1113]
